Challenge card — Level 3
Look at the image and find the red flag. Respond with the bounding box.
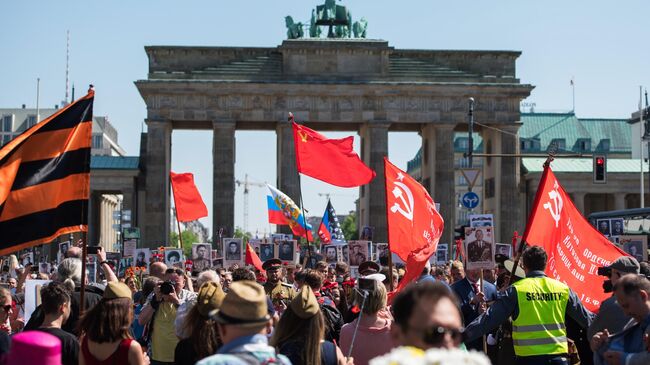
[245,243,264,272]
[385,158,444,294]
[293,122,375,187]
[523,164,628,312]
[170,172,208,222]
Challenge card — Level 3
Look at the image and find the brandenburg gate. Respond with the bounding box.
[135,38,532,247]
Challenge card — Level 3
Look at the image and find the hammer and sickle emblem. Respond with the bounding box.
[298,130,309,142]
[542,182,563,228]
[390,181,414,222]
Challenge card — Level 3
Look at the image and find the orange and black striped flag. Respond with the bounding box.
[0,90,94,255]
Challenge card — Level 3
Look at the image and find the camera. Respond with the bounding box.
[160,281,175,295]
[602,279,613,293]
[358,277,378,292]
[597,266,611,277]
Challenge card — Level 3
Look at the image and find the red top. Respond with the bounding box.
[81,337,132,365]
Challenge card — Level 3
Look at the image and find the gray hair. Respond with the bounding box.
[196,270,220,289]
[57,258,82,290]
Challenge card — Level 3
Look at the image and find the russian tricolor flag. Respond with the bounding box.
[266,184,314,240]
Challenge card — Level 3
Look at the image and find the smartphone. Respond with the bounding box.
[87,246,101,255]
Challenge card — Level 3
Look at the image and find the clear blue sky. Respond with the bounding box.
[2,1,649,239]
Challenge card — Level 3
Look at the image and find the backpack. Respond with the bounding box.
[320,303,343,343]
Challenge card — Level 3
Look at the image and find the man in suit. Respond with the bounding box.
[591,274,650,365]
[451,268,497,352]
[467,229,492,263]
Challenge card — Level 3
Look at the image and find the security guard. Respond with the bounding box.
[262,258,296,311]
[464,246,593,365]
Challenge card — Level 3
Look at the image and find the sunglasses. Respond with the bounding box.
[165,268,184,275]
[1,305,11,312]
[422,325,465,345]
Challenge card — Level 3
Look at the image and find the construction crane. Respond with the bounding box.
[235,174,266,234]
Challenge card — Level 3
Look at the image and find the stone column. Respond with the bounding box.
[213,121,236,247]
[359,122,389,242]
[143,119,172,248]
[614,193,627,211]
[498,124,522,242]
[573,192,586,214]
[276,122,300,235]
[420,124,456,245]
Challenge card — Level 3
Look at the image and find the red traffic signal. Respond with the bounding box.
[593,155,607,183]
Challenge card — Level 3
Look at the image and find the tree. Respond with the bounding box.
[233,227,252,242]
[341,213,359,241]
[170,230,199,257]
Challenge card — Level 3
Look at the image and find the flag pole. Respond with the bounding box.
[382,158,395,291]
[289,113,313,266]
[79,85,95,315]
[508,150,554,286]
[170,175,184,250]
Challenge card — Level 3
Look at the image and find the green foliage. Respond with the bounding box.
[341,213,359,241]
[170,230,199,257]
[233,227,252,242]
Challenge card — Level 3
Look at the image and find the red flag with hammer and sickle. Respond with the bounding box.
[523,163,628,312]
[385,158,444,294]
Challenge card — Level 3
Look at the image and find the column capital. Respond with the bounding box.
[423,123,456,131]
[212,120,236,129]
[145,118,172,128]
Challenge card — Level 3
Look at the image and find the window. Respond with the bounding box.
[2,115,13,132]
[27,115,37,128]
[550,139,566,151]
[457,138,469,150]
[92,135,103,149]
[598,139,611,152]
[2,134,11,146]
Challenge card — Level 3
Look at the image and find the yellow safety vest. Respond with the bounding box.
[512,276,570,357]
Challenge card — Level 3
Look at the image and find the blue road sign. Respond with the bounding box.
[461,191,480,209]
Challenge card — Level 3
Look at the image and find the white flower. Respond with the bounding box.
[370,347,491,365]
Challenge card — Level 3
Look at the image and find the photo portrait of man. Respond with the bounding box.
[349,241,368,266]
[192,244,212,272]
[166,250,182,267]
[496,243,511,258]
[436,246,448,263]
[466,228,493,263]
[135,249,149,269]
[278,241,294,261]
[597,219,611,236]
[324,245,338,263]
[341,245,349,263]
[225,240,241,261]
[624,241,644,262]
[260,244,274,261]
[611,218,624,236]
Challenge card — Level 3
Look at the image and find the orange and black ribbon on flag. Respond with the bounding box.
[0,90,94,255]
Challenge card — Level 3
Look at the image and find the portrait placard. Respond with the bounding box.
[495,243,512,258]
[348,240,370,266]
[619,235,647,262]
[322,244,338,264]
[278,240,297,263]
[192,243,212,272]
[436,244,448,264]
[134,248,150,273]
[164,249,183,268]
[464,226,495,270]
[223,238,243,266]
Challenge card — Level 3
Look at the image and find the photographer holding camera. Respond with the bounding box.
[588,256,640,340]
[138,267,197,365]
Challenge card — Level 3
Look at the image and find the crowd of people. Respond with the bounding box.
[0,242,648,365]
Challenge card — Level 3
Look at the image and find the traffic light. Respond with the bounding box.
[593,155,607,184]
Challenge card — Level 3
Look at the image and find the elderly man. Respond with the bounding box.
[139,267,197,365]
[591,275,650,365]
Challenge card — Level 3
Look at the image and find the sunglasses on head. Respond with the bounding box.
[165,268,184,275]
[422,325,465,345]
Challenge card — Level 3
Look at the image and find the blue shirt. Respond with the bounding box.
[196,334,291,365]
